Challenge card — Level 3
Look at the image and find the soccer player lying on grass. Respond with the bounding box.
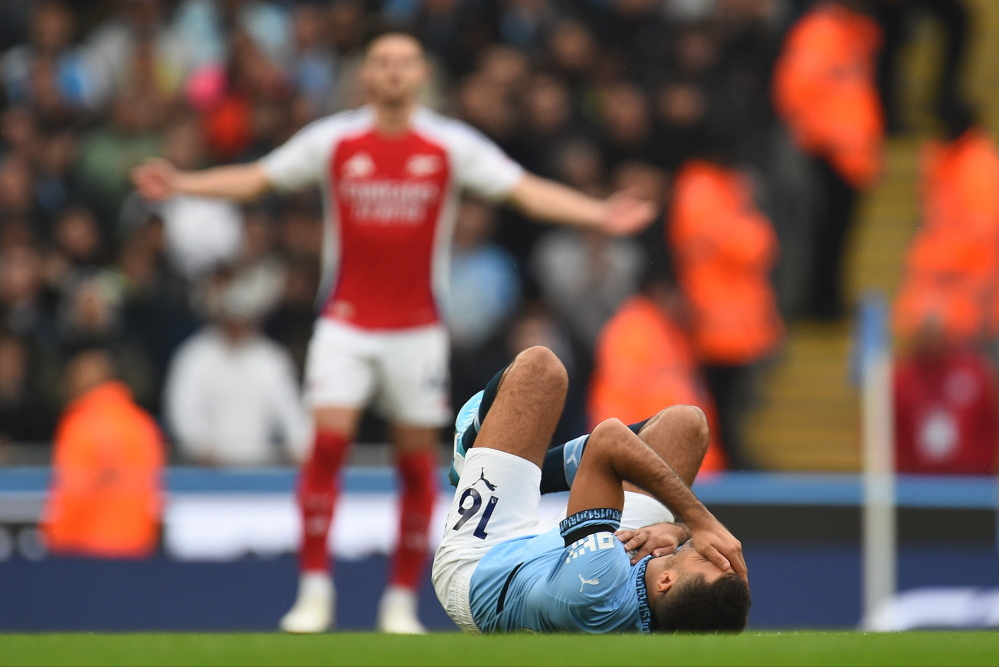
[433,346,750,633]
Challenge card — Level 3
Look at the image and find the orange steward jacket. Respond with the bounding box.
[669,161,784,366]
[893,129,999,343]
[43,381,164,558]
[589,295,725,473]
[773,1,884,188]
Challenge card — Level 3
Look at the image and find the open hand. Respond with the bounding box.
[600,189,656,236]
[616,522,691,565]
[689,519,747,580]
[130,158,179,201]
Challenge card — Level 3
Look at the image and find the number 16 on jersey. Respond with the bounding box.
[451,487,498,539]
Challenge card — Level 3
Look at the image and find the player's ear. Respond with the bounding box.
[655,568,676,594]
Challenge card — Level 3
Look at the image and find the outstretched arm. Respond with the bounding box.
[130,158,272,202]
[506,173,655,236]
[568,418,747,579]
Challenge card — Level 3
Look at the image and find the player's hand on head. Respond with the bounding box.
[690,520,748,581]
[600,189,656,236]
[130,158,178,201]
[616,522,691,565]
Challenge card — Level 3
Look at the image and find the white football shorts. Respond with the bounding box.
[432,447,545,633]
[620,492,675,530]
[303,318,450,427]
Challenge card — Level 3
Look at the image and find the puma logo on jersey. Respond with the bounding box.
[343,151,375,178]
[406,154,442,176]
[474,468,497,491]
[579,574,600,592]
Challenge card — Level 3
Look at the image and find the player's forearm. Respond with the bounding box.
[580,423,746,576]
[570,419,715,526]
[620,455,714,528]
[507,174,605,229]
[173,163,271,201]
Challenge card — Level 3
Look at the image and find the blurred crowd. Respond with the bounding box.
[0,0,992,473]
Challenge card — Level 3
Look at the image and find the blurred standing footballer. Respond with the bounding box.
[132,31,654,634]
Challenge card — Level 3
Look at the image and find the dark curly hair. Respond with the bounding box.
[653,573,751,633]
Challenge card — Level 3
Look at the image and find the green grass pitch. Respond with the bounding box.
[1,632,998,667]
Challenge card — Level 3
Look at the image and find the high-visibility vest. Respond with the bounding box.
[773,1,884,188]
[43,381,164,558]
[913,130,999,276]
[893,272,990,346]
[893,130,999,344]
[589,295,725,473]
[668,161,784,365]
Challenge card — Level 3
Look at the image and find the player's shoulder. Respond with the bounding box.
[412,107,494,148]
[295,106,376,141]
[564,533,634,586]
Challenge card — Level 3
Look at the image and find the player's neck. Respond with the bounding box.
[373,103,416,137]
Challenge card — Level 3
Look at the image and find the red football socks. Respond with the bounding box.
[297,430,352,573]
[389,450,438,590]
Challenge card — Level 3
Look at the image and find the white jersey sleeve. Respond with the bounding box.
[259,108,372,193]
[418,112,525,202]
[259,121,329,192]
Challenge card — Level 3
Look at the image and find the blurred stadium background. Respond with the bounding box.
[1,0,998,634]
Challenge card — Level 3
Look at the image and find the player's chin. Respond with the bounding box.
[377,86,416,106]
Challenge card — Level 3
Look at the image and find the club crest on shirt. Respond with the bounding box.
[406,154,442,177]
[343,151,375,178]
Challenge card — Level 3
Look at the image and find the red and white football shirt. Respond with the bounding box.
[261,106,524,330]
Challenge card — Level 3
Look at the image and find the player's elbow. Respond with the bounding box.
[236,171,272,201]
[513,345,568,395]
[592,417,628,432]
[506,174,547,217]
[589,418,632,451]
[659,405,710,454]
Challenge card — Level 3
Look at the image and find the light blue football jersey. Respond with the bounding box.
[468,509,655,634]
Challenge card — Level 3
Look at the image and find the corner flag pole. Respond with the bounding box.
[857,291,897,628]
